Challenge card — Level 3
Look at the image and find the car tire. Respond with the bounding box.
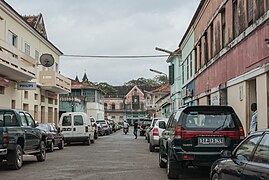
[94,131,98,139]
[36,141,46,162]
[90,136,95,144]
[84,137,91,146]
[149,143,155,152]
[159,149,166,168]
[58,140,64,150]
[49,141,54,152]
[167,150,181,179]
[211,173,220,180]
[7,144,23,170]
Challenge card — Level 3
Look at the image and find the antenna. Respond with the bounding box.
[39,53,54,67]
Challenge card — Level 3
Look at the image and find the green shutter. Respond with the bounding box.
[169,64,174,85]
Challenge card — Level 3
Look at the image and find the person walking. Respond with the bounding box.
[133,120,138,139]
[249,103,257,134]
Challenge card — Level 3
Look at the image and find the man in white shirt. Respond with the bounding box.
[249,103,257,134]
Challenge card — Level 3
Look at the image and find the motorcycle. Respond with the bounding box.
[123,127,128,134]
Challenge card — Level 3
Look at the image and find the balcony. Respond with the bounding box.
[0,39,36,81]
[39,71,71,93]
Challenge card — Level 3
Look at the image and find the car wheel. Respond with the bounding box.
[149,143,155,152]
[167,151,180,179]
[159,149,166,168]
[211,173,220,180]
[94,131,98,139]
[36,141,46,162]
[49,141,54,152]
[84,137,91,146]
[58,140,64,150]
[90,136,95,144]
[7,144,23,170]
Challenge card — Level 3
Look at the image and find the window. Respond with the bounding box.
[74,115,83,126]
[104,103,108,110]
[25,113,35,128]
[187,58,189,80]
[24,91,28,99]
[62,116,71,126]
[48,98,53,104]
[233,0,239,38]
[23,104,29,112]
[0,86,4,94]
[252,134,269,164]
[83,90,95,102]
[8,31,17,47]
[34,93,38,100]
[199,43,202,67]
[221,8,226,48]
[235,135,262,161]
[41,95,45,102]
[35,50,39,64]
[210,24,214,58]
[19,112,28,126]
[0,112,18,127]
[112,103,115,110]
[190,53,193,77]
[24,42,30,56]
[247,0,253,25]
[204,32,208,64]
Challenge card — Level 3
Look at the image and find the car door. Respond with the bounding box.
[220,135,263,180]
[162,113,175,154]
[242,133,269,180]
[25,112,40,149]
[19,112,33,150]
[50,124,59,145]
[73,114,85,137]
[61,114,73,138]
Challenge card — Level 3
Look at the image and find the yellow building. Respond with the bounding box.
[0,1,71,124]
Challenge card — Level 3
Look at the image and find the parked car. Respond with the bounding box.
[37,123,64,152]
[96,120,110,135]
[97,123,106,136]
[89,117,98,139]
[0,109,46,170]
[149,118,168,152]
[145,118,158,142]
[108,119,116,132]
[159,105,245,179]
[59,112,95,145]
[210,129,269,180]
[139,118,152,136]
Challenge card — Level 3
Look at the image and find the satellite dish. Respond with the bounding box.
[40,53,54,67]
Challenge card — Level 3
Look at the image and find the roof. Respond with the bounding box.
[149,84,170,94]
[23,13,47,39]
[71,79,96,89]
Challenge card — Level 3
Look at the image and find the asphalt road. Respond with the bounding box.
[0,128,210,180]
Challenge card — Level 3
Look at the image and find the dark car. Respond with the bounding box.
[210,129,269,180]
[37,123,64,152]
[159,105,245,179]
[108,119,116,132]
[139,118,152,136]
[97,123,106,136]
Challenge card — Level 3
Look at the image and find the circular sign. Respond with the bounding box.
[40,54,55,67]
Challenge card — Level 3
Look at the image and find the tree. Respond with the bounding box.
[153,75,168,85]
[94,82,117,95]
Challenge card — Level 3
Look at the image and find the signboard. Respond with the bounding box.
[46,91,57,99]
[17,82,36,90]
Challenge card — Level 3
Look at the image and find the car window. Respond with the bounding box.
[235,135,262,161]
[252,134,269,164]
[181,109,236,130]
[19,112,28,126]
[74,115,83,126]
[25,113,35,128]
[0,111,18,127]
[62,116,71,126]
[38,124,49,131]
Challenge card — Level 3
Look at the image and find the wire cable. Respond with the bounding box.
[62,54,170,58]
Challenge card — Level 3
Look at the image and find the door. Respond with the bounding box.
[19,112,35,150]
[25,112,40,149]
[221,135,262,180]
[242,134,269,180]
[72,114,85,137]
[61,114,73,138]
[162,113,175,155]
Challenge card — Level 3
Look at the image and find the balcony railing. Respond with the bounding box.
[39,71,71,93]
[0,39,36,81]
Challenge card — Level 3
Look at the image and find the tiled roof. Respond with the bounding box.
[149,84,170,93]
[71,79,96,89]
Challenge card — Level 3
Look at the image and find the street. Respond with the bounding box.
[0,129,209,180]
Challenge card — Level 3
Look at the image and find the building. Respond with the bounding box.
[59,74,105,120]
[0,1,71,124]
[184,0,269,132]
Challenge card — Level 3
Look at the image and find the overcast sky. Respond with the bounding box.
[6,0,200,85]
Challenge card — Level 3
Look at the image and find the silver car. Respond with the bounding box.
[149,118,168,152]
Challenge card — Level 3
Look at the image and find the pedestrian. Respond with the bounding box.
[249,103,257,134]
[133,120,138,139]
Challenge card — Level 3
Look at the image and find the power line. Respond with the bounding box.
[62,54,170,59]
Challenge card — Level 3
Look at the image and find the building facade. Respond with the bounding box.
[0,1,71,124]
[191,0,269,132]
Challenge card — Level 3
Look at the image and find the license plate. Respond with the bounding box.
[198,137,224,145]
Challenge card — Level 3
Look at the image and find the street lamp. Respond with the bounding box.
[149,68,167,77]
[155,47,173,55]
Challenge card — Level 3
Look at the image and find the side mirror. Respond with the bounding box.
[220,150,232,158]
[159,121,166,129]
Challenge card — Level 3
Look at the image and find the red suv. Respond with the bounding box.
[159,105,245,179]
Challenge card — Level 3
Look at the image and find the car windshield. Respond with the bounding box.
[143,120,152,125]
[37,124,49,132]
[181,109,237,131]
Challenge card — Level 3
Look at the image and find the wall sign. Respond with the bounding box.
[17,82,36,90]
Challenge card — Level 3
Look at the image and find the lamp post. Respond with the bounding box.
[155,47,173,55]
[149,68,167,77]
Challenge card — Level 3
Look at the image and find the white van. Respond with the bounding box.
[59,112,95,145]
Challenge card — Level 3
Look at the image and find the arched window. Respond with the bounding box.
[104,103,107,110]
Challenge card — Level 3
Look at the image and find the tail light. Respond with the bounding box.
[2,130,9,148]
[153,128,159,136]
[174,126,182,139]
[239,127,245,139]
[85,126,89,133]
